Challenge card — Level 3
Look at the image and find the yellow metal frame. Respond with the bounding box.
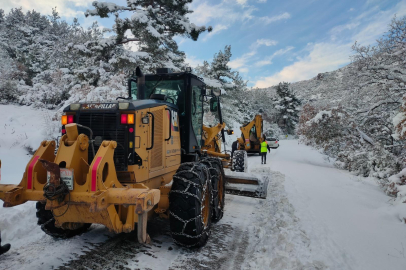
[237,114,264,151]
[202,123,231,167]
[0,104,181,243]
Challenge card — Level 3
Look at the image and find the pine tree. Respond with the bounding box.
[85,0,212,73]
[275,82,301,134]
[195,45,248,125]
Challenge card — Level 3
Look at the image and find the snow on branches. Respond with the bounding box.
[275,82,301,135]
[85,0,211,72]
[394,94,406,140]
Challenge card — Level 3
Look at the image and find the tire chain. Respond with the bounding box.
[36,202,89,239]
[169,162,211,247]
[201,158,220,203]
[233,151,246,172]
[40,218,67,239]
[204,158,225,218]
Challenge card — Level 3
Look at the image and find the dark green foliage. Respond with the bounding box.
[275,82,301,134]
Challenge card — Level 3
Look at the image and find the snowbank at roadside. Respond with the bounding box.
[0,104,59,185]
[0,104,56,245]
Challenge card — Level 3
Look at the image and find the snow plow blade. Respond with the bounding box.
[224,172,269,199]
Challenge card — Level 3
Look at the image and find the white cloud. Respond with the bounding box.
[2,0,93,18]
[188,1,242,25]
[329,22,360,41]
[348,8,355,12]
[352,1,406,45]
[254,43,351,87]
[229,40,289,72]
[253,0,406,88]
[249,38,278,50]
[254,46,294,67]
[254,59,272,67]
[330,22,360,35]
[259,12,291,25]
[229,51,257,70]
[202,24,229,41]
[256,39,278,47]
[239,67,249,73]
[185,54,204,68]
[236,0,248,5]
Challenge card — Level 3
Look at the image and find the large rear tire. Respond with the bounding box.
[201,158,225,222]
[36,202,91,239]
[233,150,248,172]
[169,162,213,248]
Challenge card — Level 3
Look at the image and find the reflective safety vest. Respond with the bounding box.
[260,141,268,153]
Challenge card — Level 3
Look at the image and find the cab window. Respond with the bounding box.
[192,84,203,146]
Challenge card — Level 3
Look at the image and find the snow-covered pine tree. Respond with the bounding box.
[194,45,248,125]
[275,82,301,134]
[85,0,212,73]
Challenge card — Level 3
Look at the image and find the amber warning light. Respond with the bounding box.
[61,115,75,125]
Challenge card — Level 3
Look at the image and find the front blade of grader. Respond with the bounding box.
[224,170,269,199]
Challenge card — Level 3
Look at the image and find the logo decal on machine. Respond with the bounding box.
[167,110,179,132]
[82,103,117,110]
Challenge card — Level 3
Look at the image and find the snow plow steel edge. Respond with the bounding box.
[224,174,268,199]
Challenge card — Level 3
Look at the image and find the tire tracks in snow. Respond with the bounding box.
[241,167,329,270]
[54,195,258,270]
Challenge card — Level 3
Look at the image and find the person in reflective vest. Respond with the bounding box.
[0,230,10,255]
[260,138,271,164]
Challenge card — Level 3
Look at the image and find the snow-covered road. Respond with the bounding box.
[1,107,405,270]
[265,141,406,270]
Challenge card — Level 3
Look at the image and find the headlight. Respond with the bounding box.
[119,103,129,110]
[70,103,80,110]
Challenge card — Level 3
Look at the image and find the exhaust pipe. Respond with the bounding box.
[136,67,145,100]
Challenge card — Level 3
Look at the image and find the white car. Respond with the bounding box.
[266,138,279,149]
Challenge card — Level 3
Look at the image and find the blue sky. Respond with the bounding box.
[3,0,406,88]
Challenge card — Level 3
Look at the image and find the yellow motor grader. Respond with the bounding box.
[0,67,267,248]
[237,114,264,153]
[201,99,268,199]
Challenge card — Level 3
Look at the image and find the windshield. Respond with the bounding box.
[131,79,184,105]
[203,96,221,126]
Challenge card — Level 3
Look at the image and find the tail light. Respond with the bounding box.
[61,115,75,125]
[121,114,135,124]
[275,141,278,144]
[121,114,127,124]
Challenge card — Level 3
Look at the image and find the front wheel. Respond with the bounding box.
[201,158,225,222]
[169,162,213,248]
[36,202,91,239]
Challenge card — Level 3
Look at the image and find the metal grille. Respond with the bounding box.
[151,109,163,168]
[77,113,126,171]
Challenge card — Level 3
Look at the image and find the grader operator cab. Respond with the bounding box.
[0,67,267,249]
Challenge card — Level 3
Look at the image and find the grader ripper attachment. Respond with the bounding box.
[0,67,268,248]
